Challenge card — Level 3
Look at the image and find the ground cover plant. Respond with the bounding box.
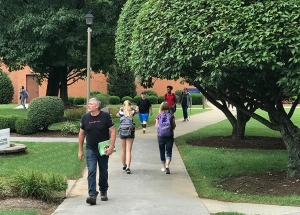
[176,108,300,206]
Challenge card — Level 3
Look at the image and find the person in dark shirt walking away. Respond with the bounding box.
[164,86,177,114]
[136,91,152,134]
[78,98,116,205]
[155,102,176,174]
[178,88,192,121]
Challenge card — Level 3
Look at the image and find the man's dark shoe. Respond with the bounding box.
[86,196,97,205]
[100,191,108,201]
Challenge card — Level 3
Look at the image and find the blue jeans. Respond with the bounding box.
[86,148,109,196]
[20,97,26,109]
[182,104,188,119]
[170,106,176,114]
[157,136,174,163]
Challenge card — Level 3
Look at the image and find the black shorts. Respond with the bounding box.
[119,131,135,139]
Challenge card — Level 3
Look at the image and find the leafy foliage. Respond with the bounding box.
[121,96,133,103]
[61,121,80,134]
[109,96,121,105]
[147,96,158,104]
[73,97,85,105]
[28,96,64,130]
[15,118,38,135]
[0,70,14,104]
[64,107,86,119]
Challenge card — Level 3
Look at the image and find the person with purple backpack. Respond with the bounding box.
[155,102,176,174]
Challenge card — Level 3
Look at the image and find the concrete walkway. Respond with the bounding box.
[10,103,300,215]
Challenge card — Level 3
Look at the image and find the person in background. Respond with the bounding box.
[20,86,26,109]
[155,102,176,174]
[116,100,136,174]
[178,87,192,121]
[78,98,116,205]
[164,86,177,114]
[136,91,152,134]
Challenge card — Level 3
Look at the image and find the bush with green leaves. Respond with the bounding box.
[5,114,20,132]
[90,90,101,97]
[10,170,67,202]
[65,107,86,119]
[61,121,80,134]
[68,96,75,104]
[73,96,85,105]
[109,107,120,118]
[191,93,202,105]
[0,116,8,130]
[158,96,164,104]
[93,93,109,108]
[147,96,158,104]
[109,96,120,104]
[28,96,64,130]
[121,96,133,103]
[144,90,158,97]
[15,118,38,135]
[0,69,14,104]
[133,95,141,104]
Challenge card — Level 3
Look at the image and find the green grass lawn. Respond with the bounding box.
[176,108,300,206]
[0,210,38,215]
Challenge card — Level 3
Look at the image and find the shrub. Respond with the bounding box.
[28,96,64,130]
[109,107,120,118]
[68,96,75,104]
[15,118,38,135]
[94,93,109,108]
[10,170,67,202]
[191,93,203,105]
[133,95,141,104]
[0,69,14,104]
[121,96,133,103]
[90,90,101,97]
[144,90,158,97]
[65,107,86,119]
[158,96,164,104]
[5,115,20,132]
[109,96,120,104]
[0,116,8,130]
[61,121,80,134]
[147,96,158,104]
[73,96,85,105]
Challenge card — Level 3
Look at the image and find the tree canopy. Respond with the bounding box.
[0,0,126,103]
[120,0,300,179]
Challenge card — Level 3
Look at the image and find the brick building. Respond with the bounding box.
[1,64,192,104]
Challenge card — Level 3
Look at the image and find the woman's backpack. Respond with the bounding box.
[157,113,173,137]
[118,116,134,137]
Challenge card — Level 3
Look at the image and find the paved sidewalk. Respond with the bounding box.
[10,104,300,215]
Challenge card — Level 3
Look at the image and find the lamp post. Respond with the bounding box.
[85,12,94,112]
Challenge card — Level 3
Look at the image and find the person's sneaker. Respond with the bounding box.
[166,167,170,174]
[100,191,108,201]
[143,129,146,134]
[126,168,131,174]
[161,168,166,172]
[186,118,189,121]
[182,119,186,122]
[86,196,97,205]
[122,164,127,172]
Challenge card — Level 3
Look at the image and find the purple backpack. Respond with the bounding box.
[157,113,173,137]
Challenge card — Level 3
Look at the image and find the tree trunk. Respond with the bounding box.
[231,109,250,139]
[46,67,62,96]
[59,67,69,105]
[279,124,300,179]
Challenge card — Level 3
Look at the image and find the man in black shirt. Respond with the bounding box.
[78,98,116,205]
[136,91,152,134]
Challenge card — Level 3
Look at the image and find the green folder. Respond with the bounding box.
[98,140,110,156]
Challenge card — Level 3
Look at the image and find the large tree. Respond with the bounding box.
[125,0,300,179]
[0,0,125,104]
[115,0,254,139]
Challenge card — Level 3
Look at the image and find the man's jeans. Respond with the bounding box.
[157,136,174,163]
[86,148,109,196]
[182,104,188,119]
[20,97,26,109]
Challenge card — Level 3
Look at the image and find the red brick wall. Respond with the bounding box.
[2,64,193,103]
